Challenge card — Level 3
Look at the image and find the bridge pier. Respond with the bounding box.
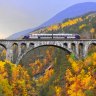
[68,43,71,49]
[83,44,89,58]
[75,43,79,58]
[18,43,21,57]
[6,46,13,62]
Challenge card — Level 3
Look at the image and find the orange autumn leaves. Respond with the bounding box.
[46,17,83,31]
[0,61,35,96]
[37,52,96,96]
[66,52,96,96]
[0,50,96,96]
[38,68,54,84]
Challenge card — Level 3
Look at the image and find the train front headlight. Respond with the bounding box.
[75,35,80,39]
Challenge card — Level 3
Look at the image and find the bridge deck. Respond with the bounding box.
[0,39,96,41]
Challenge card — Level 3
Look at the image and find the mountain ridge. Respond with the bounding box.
[8,2,96,39]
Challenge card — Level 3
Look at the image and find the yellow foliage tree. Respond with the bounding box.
[90,28,95,39]
[0,61,36,96]
[66,52,96,96]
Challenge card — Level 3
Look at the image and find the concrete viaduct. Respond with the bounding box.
[0,39,96,64]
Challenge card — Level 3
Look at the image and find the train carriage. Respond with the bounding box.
[23,34,80,39]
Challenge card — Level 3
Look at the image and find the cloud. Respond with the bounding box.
[0,34,7,39]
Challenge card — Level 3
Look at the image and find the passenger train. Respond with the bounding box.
[23,34,80,39]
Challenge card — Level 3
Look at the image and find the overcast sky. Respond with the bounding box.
[0,0,96,39]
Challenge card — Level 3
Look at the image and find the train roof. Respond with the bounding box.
[30,33,79,35]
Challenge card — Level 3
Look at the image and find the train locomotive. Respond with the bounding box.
[23,34,80,39]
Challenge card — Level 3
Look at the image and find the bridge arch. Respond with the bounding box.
[12,43,18,63]
[71,43,76,53]
[29,43,34,47]
[0,43,6,61]
[88,42,96,54]
[78,43,84,57]
[16,44,74,64]
[21,43,27,55]
[0,43,6,49]
[63,43,68,48]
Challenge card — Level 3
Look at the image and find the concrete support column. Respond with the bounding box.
[75,43,79,57]
[68,43,71,49]
[83,44,89,57]
[6,44,13,62]
[18,44,21,57]
[26,43,29,50]
[61,43,64,47]
[34,43,38,48]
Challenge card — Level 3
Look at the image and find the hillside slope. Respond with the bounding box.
[31,12,96,39]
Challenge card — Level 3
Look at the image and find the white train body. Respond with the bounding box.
[23,34,80,39]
